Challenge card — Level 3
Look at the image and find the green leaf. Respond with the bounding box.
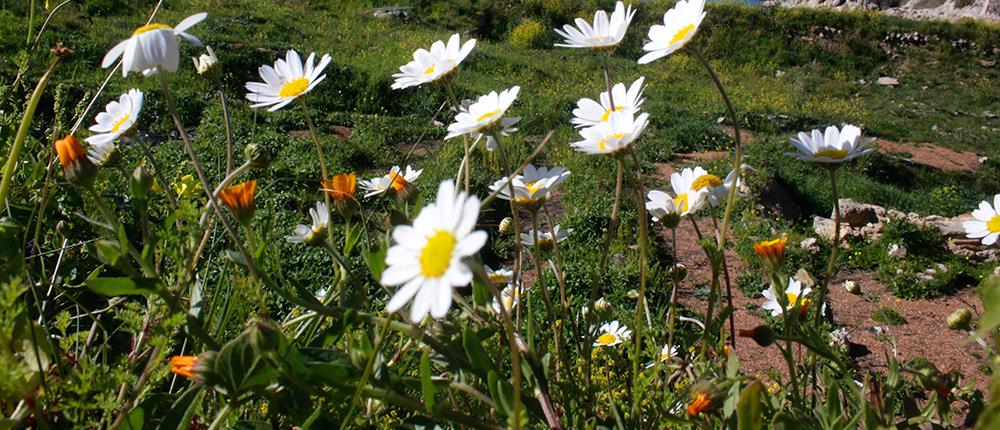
[977,275,1000,335]
[86,277,159,296]
[214,331,279,397]
[420,348,436,412]
[487,370,513,416]
[471,279,491,307]
[363,244,387,282]
[737,381,764,430]
[156,386,204,430]
[462,327,493,375]
[93,239,122,267]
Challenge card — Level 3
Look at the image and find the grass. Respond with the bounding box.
[2,0,999,427]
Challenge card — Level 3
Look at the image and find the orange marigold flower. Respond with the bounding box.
[686,392,712,416]
[321,173,357,202]
[170,355,197,380]
[219,180,256,224]
[753,236,787,269]
[54,135,97,187]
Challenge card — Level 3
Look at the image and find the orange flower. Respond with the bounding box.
[53,135,97,187]
[321,173,356,202]
[686,392,712,416]
[219,180,256,224]
[753,237,787,269]
[170,355,197,380]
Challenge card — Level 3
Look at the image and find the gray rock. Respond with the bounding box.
[835,198,882,226]
[877,76,900,86]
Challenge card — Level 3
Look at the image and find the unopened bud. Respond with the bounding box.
[738,325,776,347]
[843,280,861,295]
[594,297,612,313]
[626,289,639,300]
[498,217,513,235]
[669,263,687,282]
[248,319,282,354]
[946,308,973,331]
[244,143,273,170]
[51,42,73,59]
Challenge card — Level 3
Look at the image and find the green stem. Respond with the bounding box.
[299,98,329,181]
[628,150,650,414]
[443,81,472,194]
[529,212,556,322]
[339,315,394,430]
[585,157,624,391]
[135,135,179,211]
[490,132,524,430]
[218,85,235,175]
[0,56,60,205]
[818,167,841,326]
[207,402,233,430]
[666,226,680,353]
[690,48,742,250]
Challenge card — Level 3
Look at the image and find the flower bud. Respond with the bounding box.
[946,308,973,331]
[54,135,97,188]
[843,280,861,295]
[244,143,273,170]
[192,46,221,81]
[753,237,787,270]
[626,289,639,300]
[686,381,723,417]
[661,212,681,229]
[738,325,775,347]
[593,297,612,313]
[130,165,154,201]
[669,263,687,282]
[321,174,359,220]
[170,351,218,385]
[249,319,282,354]
[218,180,257,225]
[498,217,513,235]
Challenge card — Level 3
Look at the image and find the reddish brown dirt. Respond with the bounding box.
[876,139,981,172]
[661,209,990,391]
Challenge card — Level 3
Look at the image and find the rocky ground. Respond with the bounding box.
[766,0,1000,22]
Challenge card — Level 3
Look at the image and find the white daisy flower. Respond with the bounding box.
[485,265,514,285]
[646,344,681,368]
[101,13,207,76]
[491,284,521,314]
[192,45,220,78]
[381,180,488,323]
[687,166,740,209]
[571,76,646,128]
[359,165,422,198]
[963,194,1000,245]
[571,111,650,156]
[646,189,681,223]
[554,1,636,49]
[669,167,709,216]
[445,87,520,140]
[786,124,875,164]
[490,164,570,209]
[391,33,476,90]
[637,0,706,64]
[761,279,812,317]
[286,201,329,245]
[593,320,632,347]
[245,49,332,111]
[476,117,520,151]
[86,89,143,149]
[520,225,572,248]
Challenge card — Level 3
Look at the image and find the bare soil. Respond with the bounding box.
[876,139,982,172]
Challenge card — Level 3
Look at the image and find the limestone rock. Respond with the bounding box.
[835,198,883,226]
[877,76,900,86]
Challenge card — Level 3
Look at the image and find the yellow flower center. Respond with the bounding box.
[813,148,849,159]
[601,105,625,122]
[659,352,672,362]
[423,63,436,75]
[670,24,696,45]
[489,274,508,283]
[596,333,618,345]
[419,230,457,278]
[987,216,1000,233]
[691,174,722,191]
[279,77,310,98]
[133,23,171,36]
[523,180,544,195]
[674,194,689,213]
[476,109,501,123]
[598,132,626,151]
[110,114,131,133]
